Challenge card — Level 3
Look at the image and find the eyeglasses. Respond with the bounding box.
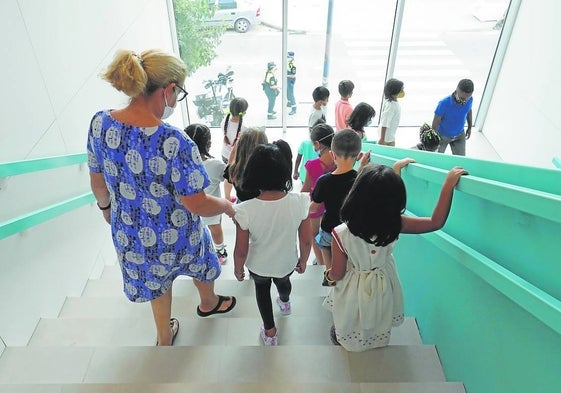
[174,85,188,102]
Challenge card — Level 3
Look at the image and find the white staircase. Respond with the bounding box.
[0,220,465,392]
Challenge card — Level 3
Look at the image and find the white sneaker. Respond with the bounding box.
[276,297,292,315]
[260,325,278,346]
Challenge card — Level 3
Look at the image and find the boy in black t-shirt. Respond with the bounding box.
[311,129,370,276]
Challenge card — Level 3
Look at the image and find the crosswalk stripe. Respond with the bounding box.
[355,69,470,78]
[352,58,464,66]
[345,40,447,48]
[348,49,455,57]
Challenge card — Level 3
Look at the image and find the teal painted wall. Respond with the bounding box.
[363,144,561,393]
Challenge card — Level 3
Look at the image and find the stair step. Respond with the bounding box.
[0,345,446,384]
[59,294,329,319]
[82,276,331,298]
[0,382,466,392]
[29,317,422,347]
[98,263,326,282]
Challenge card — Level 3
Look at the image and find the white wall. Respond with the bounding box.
[0,0,182,345]
[482,0,561,168]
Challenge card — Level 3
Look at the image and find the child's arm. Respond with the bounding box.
[357,150,371,172]
[295,217,312,274]
[392,158,416,176]
[378,126,388,145]
[401,166,468,234]
[309,201,321,217]
[223,180,234,202]
[301,168,313,193]
[327,234,347,282]
[233,221,249,281]
[293,153,303,180]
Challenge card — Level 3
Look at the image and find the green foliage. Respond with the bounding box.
[173,0,224,75]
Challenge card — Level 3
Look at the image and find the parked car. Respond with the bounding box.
[206,0,261,33]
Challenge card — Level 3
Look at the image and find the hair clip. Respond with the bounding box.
[133,53,144,66]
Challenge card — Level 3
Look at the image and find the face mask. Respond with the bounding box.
[454,92,467,105]
[397,91,405,99]
[366,119,372,127]
[314,148,323,157]
[161,94,175,119]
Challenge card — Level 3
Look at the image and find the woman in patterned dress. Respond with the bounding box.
[87,49,236,346]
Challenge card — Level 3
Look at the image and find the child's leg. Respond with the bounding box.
[310,217,324,265]
[321,246,332,270]
[250,271,276,333]
[316,229,333,270]
[272,273,292,302]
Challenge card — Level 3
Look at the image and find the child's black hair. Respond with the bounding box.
[240,139,293,193]
[185,123,213,159]
[310,123,335,148]
[340,164,406,246]
[383,78,404,101]
[331,128,362,158]
[347,102,376,131]
[312,86,330,102]
[338,80,355,97]
[223,97,249,145]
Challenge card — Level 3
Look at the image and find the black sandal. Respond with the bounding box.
[196,295,237,317]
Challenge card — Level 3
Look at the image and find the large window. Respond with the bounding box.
[173,0,509,135]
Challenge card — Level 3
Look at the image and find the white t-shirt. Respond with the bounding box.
[221,118,241,161]
[202,157,226,226]
[234,192,310,277]
[378,99,401,142]
[203,158,226,198]
[309,106,326,128]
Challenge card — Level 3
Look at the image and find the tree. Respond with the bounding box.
[173,0,225,75]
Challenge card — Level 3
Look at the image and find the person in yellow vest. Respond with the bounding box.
[262,61,279,120]
[287,51,297,115]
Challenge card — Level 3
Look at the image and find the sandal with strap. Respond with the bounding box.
[156,318,179,346]
[196,295,237,317]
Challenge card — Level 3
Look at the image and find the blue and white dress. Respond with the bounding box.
[87,110,220,302]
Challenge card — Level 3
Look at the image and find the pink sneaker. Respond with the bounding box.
[276,297,291,315]
[260,326,278,346]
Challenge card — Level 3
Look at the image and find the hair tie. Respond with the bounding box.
[238,112,243,116]
[133,53,144,67]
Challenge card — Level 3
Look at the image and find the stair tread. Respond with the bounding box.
[82,276,331,298]
[0,345,447,384]
[0,382,466,393]
[98,263,326,282]
[29,316,422,347]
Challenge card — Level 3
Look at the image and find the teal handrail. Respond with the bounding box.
[0,153,92,240]
[422,226,561,336]
[371,153,561,225]
[553,156,561,169]
[0,192,94,240]
[0,153,87,177]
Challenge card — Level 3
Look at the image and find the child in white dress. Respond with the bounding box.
[323,162,467,351]
[233,140,312,346]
